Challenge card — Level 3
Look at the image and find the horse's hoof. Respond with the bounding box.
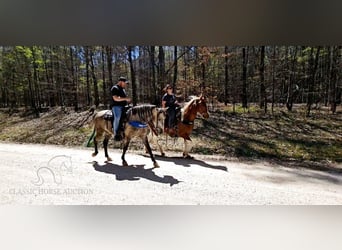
[161,152,165,157]
[107,157,112,162]
[92,153,97,157]
[153,162,160,168]
[122,161,128,167]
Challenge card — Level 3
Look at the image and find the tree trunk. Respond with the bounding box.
[0,47,4,107]
[128,46,137,106]
[271,46,276,114]
[173,46,178,88]
[281,46,289,105]
[69,47,78,111]
[330,46,339,113]
[307,46,321,116]
[54,47,65,107]
[201,61,206,91]
[149,46,158,105]
[224,46,229,106]
[105,46,113,90]
[84,46,91,106]
[31,47,41,113]
[26,47,38,116]
[259,46,266,113]
[101,46,107,107]
[89,47,100,107]
[158,46,166,87]
[286,46,298,111]
[27,68,36,111]
[242,47,248,109]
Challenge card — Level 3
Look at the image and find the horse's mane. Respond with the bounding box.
[127,104,156,123]
[183,96,199,113]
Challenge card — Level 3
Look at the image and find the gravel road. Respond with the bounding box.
[0,142,341,204]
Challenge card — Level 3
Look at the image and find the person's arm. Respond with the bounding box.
[113,95,130,102]
[173,94,178,105]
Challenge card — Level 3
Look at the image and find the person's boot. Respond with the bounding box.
[168,128,177,137]
[114,134,122,141]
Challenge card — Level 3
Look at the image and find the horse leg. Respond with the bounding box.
[103,135,112,162]
[183,138,193,159]
[148,133,165,157]
[155,136,165,157]
[121,137,130,167]
[143,136,160,168]
[92,133,99,157]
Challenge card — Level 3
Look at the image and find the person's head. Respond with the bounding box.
[118,77,129,88]
[164,84,173,94]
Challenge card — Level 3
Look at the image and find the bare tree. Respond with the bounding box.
[149,46,158,105]
[307,46,321,116]
[224,46,229,105]
[259,46,266,113]
[242,47,248,109]
[286,46,298,111]
[128,46,137,106]
[158,46,166,87]
[84,46,91,106]
[89,47,100,107]
[173,46,178,87]
[100,46,107,107]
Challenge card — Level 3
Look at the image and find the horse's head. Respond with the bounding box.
[154,107,167,135]
[195,94,209,119]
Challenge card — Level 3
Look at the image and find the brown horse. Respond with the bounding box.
[90,104,166,168]
[150,94,209,158]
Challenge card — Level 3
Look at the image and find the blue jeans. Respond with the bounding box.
[167,106,176,128]
[112,106,123,135]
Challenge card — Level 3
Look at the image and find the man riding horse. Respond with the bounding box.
[110,77,131,141]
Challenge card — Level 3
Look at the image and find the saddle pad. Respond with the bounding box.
[128,121,148,128]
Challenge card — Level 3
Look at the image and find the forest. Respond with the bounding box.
[0,46,341,116]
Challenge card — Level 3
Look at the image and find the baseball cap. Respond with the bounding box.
[118,77,129,84]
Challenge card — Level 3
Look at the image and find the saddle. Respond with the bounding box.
[104,105,131,135]
[103,110,113,121]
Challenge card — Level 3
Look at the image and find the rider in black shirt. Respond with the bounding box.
[162,84,178,136]
[110,77,131,141]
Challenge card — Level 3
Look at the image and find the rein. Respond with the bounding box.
[128,105,160,136]
[148,121,159,136]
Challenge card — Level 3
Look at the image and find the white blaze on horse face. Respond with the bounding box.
[198,100,209,119]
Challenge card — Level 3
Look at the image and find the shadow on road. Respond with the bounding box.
[149,154,228,172]
[92,161,181,186]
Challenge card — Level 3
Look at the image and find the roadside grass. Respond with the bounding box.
[0,104,341,170]
[193,104,342,169]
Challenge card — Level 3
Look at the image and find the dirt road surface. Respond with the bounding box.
[0,142,341,204]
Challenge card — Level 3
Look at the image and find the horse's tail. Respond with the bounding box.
[86,128,96,147]
[88,105,96,115]
[85,107,98,147]
[88,108,98,127]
